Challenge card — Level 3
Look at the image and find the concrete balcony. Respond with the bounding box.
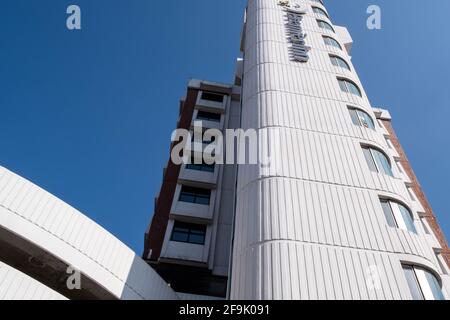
[179,163,219,188]
[160,220,212,264]
[191,109,225,131]
[170,184,217,222]
[195,91,227,114]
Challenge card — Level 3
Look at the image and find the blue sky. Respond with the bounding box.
[0,0,449,254]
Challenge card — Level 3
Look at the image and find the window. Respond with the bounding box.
[191,130,216,145]
[406,186,416,201]
[179,186,211,205]
[317,20,334,32]
[362,146,394,177]
[330,55,350,71]
[385,136,394,149]
[403,265,445,300]
[201,92,224,103]
[196,110,221,122]
[312,7,328,18]
[436,253,448,275]
[380,199,416,233]
[396,161,405,174]
[186,156,215,173]
[338,78,362,97]
[420,217,431,234]
[171,221,207,245]
[348,107,375,130]
[323,36,342,49]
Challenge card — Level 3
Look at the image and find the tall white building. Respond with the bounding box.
[145,0,450,300]
[1,0,448,301]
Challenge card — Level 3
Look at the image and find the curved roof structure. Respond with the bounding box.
[0,166,177,300]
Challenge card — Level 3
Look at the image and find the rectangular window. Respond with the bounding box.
[186,157,215,173]
[420,217,431,234]
[385,137,393,149]
[380,200,397,228]
[196,110,221,122]
[171,221,207,245]
[348,108,360,126]
[179,186,211,205]
[407,186,416,201]
[403,266,424,300]
[362,147,378,173]
[201,92,224,103]
[396,161,404,174]
[436,253,448,275]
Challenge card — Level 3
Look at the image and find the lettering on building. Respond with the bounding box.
[279,1,310,62]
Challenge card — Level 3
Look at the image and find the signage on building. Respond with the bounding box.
[278,1,310,62]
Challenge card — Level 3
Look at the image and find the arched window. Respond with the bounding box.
[348,106,375,129]
[338,78,362,97]
[330,55,350,70]
[403,265,445,300]
[317,20,334,32]
[380,198,416,233]
[323,36,342,50]
[312,7,329,18]
[362,145,394,177]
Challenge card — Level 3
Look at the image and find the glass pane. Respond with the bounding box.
[425,270,445,300]
[171,231,189,242]
[373,149,393,177]
[403,266,424,300]
[348,109,360,126]
[398,204,417,234]
[362,147,378,172]
[338,80,348,92]
[179,194,196,203]
[338,58,350,70]
[195,195,210,205]
[357,110,375,129]
[348,82,362,97]
[331,57,339,67]
[189,233,206,245]
[380,200,397,228]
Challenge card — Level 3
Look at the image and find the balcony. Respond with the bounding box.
[170,184,216,222]
[195,91,227,113]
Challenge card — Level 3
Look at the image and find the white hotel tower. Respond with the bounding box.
[145,0,450,300]
[1,0,449,301]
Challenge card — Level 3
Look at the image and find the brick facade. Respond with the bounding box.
[382,119,450,268]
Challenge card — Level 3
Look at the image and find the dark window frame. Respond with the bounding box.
[179,186,211,205]
[196,110,222,123]
[170,221,207,245]
[201,92,225,103]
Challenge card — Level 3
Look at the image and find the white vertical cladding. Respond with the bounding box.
[231,0,446,300]
[0,166,178,300]
[0,261,67,300]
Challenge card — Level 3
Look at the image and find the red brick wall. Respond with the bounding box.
[382,119,450,268]
[143,89,198,261]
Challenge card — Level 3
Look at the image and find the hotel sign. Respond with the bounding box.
[278,1,310,62]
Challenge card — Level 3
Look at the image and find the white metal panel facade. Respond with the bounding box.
[0,166,177,300]
[0,261,67,300]
[230,0,449,300]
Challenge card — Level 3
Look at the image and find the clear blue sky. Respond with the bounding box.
[0,0,449,254]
